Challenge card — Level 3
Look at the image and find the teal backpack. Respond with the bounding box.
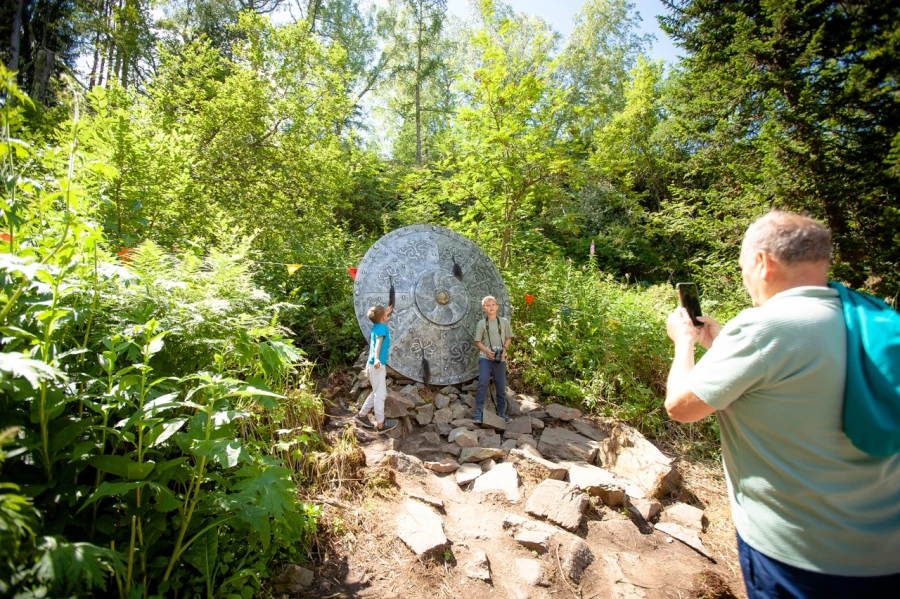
[829,282,900,457]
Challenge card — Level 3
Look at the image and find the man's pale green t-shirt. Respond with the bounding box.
[687,286,900,576]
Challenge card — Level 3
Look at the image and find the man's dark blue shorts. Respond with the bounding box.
[737,533,900,598]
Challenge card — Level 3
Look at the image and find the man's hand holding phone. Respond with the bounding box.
[694,316,721,350]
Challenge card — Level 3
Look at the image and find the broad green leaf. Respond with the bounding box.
[87,454,136,478]
[182,526,218,582]
[0,352,67,388]
[127,461,155,481]
[193,439,248,469]
[80,480,147,509]
[49,417,98,459]
[150,417,189,447]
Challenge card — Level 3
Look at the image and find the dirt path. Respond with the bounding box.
[297,378,744,599]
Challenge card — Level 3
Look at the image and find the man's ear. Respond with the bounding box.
[759,250,775,281]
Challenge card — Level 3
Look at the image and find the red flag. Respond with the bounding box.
[348,267,358,280]
[117,247,133,264]
[525,294,535,306]
[0,233,10,242]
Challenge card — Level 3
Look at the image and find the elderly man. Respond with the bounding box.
[665,211,900,597]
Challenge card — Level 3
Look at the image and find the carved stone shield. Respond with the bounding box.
[353,225,511,384]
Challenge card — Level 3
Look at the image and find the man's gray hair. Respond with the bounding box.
[744,210,832,264]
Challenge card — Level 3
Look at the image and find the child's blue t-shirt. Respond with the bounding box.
[367,323,390,365]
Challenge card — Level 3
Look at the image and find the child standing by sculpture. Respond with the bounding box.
[355,304,399,433]
[472,296,513,425]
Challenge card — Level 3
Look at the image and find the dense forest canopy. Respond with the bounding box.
[1,0,898,596]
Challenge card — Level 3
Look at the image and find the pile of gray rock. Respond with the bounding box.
[352,373,713,587]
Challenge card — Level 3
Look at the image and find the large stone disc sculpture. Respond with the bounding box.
[353,225,511,385]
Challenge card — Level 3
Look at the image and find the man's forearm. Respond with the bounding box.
[666,339,696,401]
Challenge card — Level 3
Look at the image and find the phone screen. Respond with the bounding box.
[676,283,704,327]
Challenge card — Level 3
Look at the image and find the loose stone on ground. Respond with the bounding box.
[456,463,483,485]
[396,500,448,557]
[464,551,492,583]
[662,502,706,531]
[599,424,682,498]
[516,559,549,587]
[545,403,582,421]
[471,462,520,502]
[567,463,627,506]
[538,426,602,463]
[525,479,589,531]
[424,458,460,473]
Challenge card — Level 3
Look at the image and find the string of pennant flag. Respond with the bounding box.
[110,245,604,319]
[260,262,598,318]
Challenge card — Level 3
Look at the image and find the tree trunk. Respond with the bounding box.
[499,225,512,269]
[415,2,423,165]
[7,0,24,73]
[30,48,54,103]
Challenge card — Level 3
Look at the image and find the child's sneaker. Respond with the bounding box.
[472,412,483,425]
[354,414,374,428]
[377,419,399,434]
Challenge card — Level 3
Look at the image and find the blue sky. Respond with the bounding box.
[446,0,682,65]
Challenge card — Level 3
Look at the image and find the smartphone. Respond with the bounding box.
[676,282,704,327]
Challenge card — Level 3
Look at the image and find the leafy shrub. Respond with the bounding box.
[0,69,322,598]
[507,256,721,455]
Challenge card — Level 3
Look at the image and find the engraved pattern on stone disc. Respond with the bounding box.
[353,225,510,384]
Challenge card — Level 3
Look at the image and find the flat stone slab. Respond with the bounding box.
[506,448,567,483]
[448,427,471,443]
[525,479,589,531]
[531,417,544,430]
[440,443,461,457]
[515,529,552,553]
[424,458,460,473]
[599,424,681,498]
[517,435,537,449]
[382,450,427,476]
[385,392,415,418]
[655,522,713,560]
[567,463,627,506]
[630,498,662,522]
[516,559,549,587]
[571,420,607,441]
[456,463,483,485]
[471,462,520,502]
[405,489,445,511]
[465,551,492,583]
[506,417,532,435]
[396,500,447,557]
[480,410,507,431]
[415,403,434,425]
[538,426,601,463]
[560,537,594,583]
[546,403,582,421]
[450,418,477,429]
[460,447,507,463]
[662,502,705,531]
[433,394,452,410]
[432,408,453,424]
[479,433,502,448]
[451,403,469,419]
[518,397,543,413]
